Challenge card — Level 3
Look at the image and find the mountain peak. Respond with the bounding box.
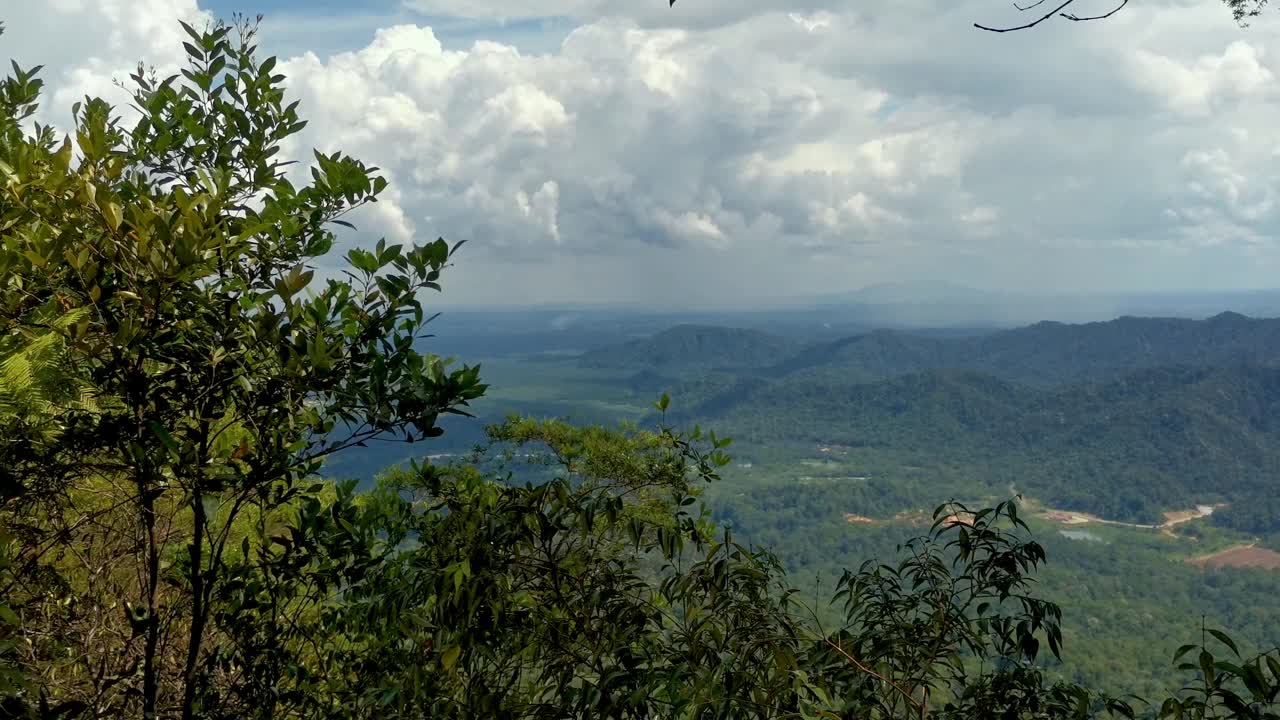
[1208,310,1250,323]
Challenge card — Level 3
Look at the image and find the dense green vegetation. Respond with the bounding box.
[391,321,1280,699]
[568,318,1280,525]
[5,14,1280,720]
[669,365,1280,524]
[708,482,1280,699]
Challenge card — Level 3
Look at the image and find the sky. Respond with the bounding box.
[4,0,1280,307]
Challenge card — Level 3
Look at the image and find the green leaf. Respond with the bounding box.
[180,20,202,45]
[1173,644,1199,663]
[1199,649,1215,683]
[102,201,123,232]
[440,645,461,671]
[1242,662,1269,700]
[1208,628,1240,656]
[346,248,378,274]
[147,421,179,456]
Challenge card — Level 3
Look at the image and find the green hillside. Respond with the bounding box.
[957,312,1280,384]
[649,365,1280,524]
[578,323,799,371]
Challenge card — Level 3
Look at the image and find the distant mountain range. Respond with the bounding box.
[788,284,1280,326]
[579,312,1280,385]
[427,287,1280,360]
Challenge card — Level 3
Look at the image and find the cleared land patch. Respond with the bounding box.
[1037,503,1223,531]
[1187,544,1280,570]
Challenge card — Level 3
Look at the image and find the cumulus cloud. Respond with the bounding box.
[8,0,1280,304]
[1131,41,1274,116]
[401,0,834,30]
[3,0,208,126]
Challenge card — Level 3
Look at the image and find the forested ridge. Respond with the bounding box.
[583,312,1280,385]
[567,316,1280,525]
[643,364,1280,524]
[4,15,1280,720]
[579,325,802,372]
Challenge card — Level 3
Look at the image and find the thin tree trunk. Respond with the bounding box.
[181,421,212,720]
[180,489,206,720]
[140,480,161,720]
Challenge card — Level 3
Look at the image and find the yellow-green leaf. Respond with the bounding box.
[103,202,123,232]
[440,645,461,671]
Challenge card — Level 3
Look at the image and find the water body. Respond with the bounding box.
[1060,529,1105,543]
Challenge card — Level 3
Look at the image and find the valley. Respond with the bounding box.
[322,310,1280,698]
[323,310,1280,698]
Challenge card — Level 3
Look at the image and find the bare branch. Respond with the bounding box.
[1061,0,1128,21]
[824,638,924,712]
[1013,0,1051,12]
[974,0,1077,31]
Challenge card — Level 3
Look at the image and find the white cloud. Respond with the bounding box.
[4,0,209,127]
[401,0,833,29]
[1131,41,1274,116]
[961,206,1000,225]
[9,0,1280,304]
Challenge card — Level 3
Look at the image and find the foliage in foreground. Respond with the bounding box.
[2,14,1280,720]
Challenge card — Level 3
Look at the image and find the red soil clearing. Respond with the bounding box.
[1187,545,1280,571]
